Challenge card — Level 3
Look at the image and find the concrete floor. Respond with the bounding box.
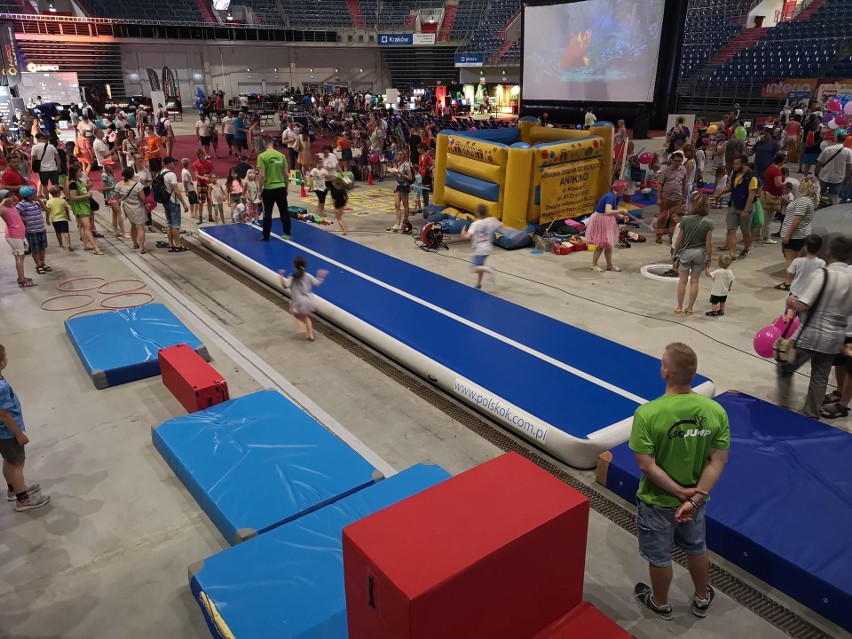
[1,127,850,639]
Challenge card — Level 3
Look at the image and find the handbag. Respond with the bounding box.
[31,143,49,173]
[773,268,829,363]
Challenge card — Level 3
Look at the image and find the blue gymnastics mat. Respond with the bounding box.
[189,463,450,639]
[597,391,852,631]
[64,303,208,389]
[152,390,383,545]
[199,222,713,468]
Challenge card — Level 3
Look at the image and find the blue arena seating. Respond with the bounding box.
[87,0,202,21]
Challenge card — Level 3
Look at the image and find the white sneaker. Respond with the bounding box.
[7,483,40,501]
[15,492,50,512]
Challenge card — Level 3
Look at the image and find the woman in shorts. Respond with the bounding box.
[672,194,713,315]
[778,175,819,272]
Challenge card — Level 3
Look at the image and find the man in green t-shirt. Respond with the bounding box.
[629,343,730,621]
[256,136,290,241]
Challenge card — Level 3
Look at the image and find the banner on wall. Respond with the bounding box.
[816,80,852,102]
[455,54,484,68]
[0,22,22,88]
[539,159,601,223]
[378,33,413,46]
[413,33,436,45]
[761,79,817,98]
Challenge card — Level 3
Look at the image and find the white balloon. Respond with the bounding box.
[828,119,839,129]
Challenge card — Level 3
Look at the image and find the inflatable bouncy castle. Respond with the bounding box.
[432,117,613,230]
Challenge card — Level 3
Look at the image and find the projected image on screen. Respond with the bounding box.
[523,0,665,103]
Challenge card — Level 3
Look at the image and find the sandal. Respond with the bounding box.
[92,249,104,256]
[139,248,148,254]
[706,311,719,317]
[819,403,849,419]
[35,266,46,274]
[17,279,37,288]
[824,391,842,405]
[93,232,104,238]
[608,266,622,272]
[674,308,684,315]
[774,283,791,291]
[592,266,606,273]
[684,309,694,315]
[627,231,646,242]
[41,265,52,272]
[171,245,188,252]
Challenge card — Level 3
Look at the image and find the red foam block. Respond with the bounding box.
[343,452,590,639]
[528,602,631,639]
[158,344,228,413]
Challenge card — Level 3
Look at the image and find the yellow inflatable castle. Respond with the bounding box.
[431,116,614,231]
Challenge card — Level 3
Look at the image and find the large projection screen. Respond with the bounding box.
[19,72,81,106]
[522,0,665,103]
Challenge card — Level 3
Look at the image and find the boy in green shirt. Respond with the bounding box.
[629,343,729,621]
[256,136,290,241]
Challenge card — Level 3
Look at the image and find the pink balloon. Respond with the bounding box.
[835,114,849,128]
[753,325,781,358]
[845,101,852,116]
[827,98,842,113]
[771,315,800,336]
[638,152,655,165]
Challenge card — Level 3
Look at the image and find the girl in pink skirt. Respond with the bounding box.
[586,180,631,272]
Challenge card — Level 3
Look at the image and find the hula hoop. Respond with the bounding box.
[640,263,681,283]
[40,293,95,312]
[96,279,147,295]
[66,307,110,321]
[57,276,107,292]
[100,292,155,310]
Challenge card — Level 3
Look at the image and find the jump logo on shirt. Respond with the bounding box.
[667,414,711,439]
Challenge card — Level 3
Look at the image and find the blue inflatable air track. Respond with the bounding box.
[198,222,713,468]
[189,464,450,639]
[598,391,852,631]
[152,390,382,545]
[64,303,208,389]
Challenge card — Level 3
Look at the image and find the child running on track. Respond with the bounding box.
[279,256,328,342]
[329,177,349,235]
[461,204,502,289]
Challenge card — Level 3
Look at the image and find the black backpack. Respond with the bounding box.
[152,170,173,204]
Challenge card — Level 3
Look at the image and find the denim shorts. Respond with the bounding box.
[678,247,707,273]
[636,499,706,567]
[163,200,181,228]
[471,254,488,267]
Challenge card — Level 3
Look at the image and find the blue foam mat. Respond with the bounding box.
[600,391,852,631]
[190,464,451,639]
[64,303,207,389]
[202,222,712,441]
[153,390,381,545]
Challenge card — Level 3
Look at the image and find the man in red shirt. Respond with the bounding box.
[192,148,215,223]
[759,153,785,244]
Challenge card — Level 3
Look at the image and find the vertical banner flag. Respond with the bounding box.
[162,67,180,102]
[146,68,161,91]
[0,22,22,88]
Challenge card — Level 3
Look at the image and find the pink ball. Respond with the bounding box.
[827,98,842,113]
[772,314,800,336]
[638,152,655,165]
[753,325,782,358]
[369,153,380,165]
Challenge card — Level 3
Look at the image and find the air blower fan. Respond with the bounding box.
[416,221,448,252]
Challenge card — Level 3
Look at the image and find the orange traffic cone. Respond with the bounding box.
[368,171,373,186]
[300,182,307,198]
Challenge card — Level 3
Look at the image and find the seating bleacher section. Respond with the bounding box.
[87,0,202,21]
[459,0,519,62]
[704,0,849,85]
[679,0,746,79]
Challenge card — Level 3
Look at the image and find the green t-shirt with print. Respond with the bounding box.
[256,149,288,190]
[629,393,730,508]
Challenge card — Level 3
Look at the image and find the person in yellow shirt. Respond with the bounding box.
[717,154,757,261]
[45,186,73,251]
